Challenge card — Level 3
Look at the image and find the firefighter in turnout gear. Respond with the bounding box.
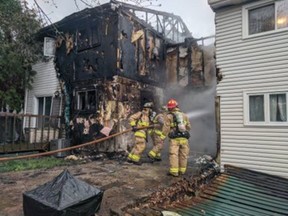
[165,99,191,177]
[148,106,169,162]
[127,102,154,165]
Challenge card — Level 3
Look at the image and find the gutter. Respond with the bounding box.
[208,0,255,11]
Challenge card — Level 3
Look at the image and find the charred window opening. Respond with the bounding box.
[121,30,128,39]
[78,92,86,110]
[77,29,89,51]
[83,58,98,73]
[87,91,96,110]
[91,26,99,46]
[76,90,97,111]
[77,26,100,52]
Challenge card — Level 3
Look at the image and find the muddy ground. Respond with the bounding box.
[0,154,202,216]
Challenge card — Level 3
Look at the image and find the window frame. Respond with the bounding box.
[242,0,288,38]
[36,96,53,128]
[243,90,288,126]
[76,90,97,111]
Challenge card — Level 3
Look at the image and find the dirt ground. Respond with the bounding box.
[0,155,198,216]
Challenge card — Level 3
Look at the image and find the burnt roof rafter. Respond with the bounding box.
[112,0,191,42]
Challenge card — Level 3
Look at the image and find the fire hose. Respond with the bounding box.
[0,125,158,162]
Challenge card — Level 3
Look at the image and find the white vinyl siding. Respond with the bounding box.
[215,5,288,178]
[25,59,60,127]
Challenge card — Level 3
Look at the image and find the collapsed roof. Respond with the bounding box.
[39,0,192,43]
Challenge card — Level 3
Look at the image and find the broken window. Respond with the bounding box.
[77,90,97,111]
[77,25,99,51]
[87,91,96,110]
[78,92,86,110]
[77,29,90,51]
[244,0,288,36]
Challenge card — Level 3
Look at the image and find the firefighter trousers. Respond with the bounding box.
[148,134,164,160]
[128,136,146,162]
[169,138,189,176]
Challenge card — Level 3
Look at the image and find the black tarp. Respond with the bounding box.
[23,169,103,216]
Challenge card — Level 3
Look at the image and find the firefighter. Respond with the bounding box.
[147,105,169,162]
[165,99,191,177]
[127,102,154,165]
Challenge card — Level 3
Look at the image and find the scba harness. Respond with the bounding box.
[168,112,190,139]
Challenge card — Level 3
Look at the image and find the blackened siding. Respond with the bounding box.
[74,12,118,81]
[54,7,118,84]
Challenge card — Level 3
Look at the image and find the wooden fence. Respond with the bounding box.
[0,112,62,153]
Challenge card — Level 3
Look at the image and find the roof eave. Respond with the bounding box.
[208,0,256,11]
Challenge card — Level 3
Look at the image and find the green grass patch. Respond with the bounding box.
[0,157,72,173]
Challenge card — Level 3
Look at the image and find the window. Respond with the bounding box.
[77,90,97,111]
[37,96,52,128]
[249,95,264,122]
[244,92,288,125]
[243,0,288,37]
[270,94,287,122]
[43,37,55,57]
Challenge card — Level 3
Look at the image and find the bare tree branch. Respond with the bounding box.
[79,0,93,7]
[74,0,81,10]
[33,0,64,38]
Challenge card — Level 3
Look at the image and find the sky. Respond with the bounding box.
[27,0,215,39]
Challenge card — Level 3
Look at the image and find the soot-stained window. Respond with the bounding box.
[76,90,97,111]
[77,25,99,51]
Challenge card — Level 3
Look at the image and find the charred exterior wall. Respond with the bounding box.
[117,12,166,86]
[46,4,166,153]
[70,76,163,152]
[166,38,215,88]
[54,6,118,85]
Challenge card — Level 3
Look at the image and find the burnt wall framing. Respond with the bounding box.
[166,35,215,88]
[117,11,166,87]
[112,0,191,43]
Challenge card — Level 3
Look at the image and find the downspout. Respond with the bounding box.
[63,83,70,138]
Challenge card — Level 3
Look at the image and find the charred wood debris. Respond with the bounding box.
[122,155,220,215]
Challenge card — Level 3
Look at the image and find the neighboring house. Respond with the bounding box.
[24,59,62,143]
[208,0,288,178]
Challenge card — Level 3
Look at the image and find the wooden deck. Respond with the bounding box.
[0,142,49,154]
[0,112,61,153]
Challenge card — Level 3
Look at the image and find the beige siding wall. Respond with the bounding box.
[216,6,288,178]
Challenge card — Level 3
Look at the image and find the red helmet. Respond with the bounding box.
[167,99,178,109]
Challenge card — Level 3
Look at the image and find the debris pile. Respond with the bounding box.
[123,155,220,215]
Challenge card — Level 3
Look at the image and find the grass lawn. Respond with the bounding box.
[0,156,73,173]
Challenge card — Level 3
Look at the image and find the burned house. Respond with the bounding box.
[25,1,216,153]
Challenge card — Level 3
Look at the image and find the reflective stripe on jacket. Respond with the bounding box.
[129,110,150,138]
[153,129,166,140]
